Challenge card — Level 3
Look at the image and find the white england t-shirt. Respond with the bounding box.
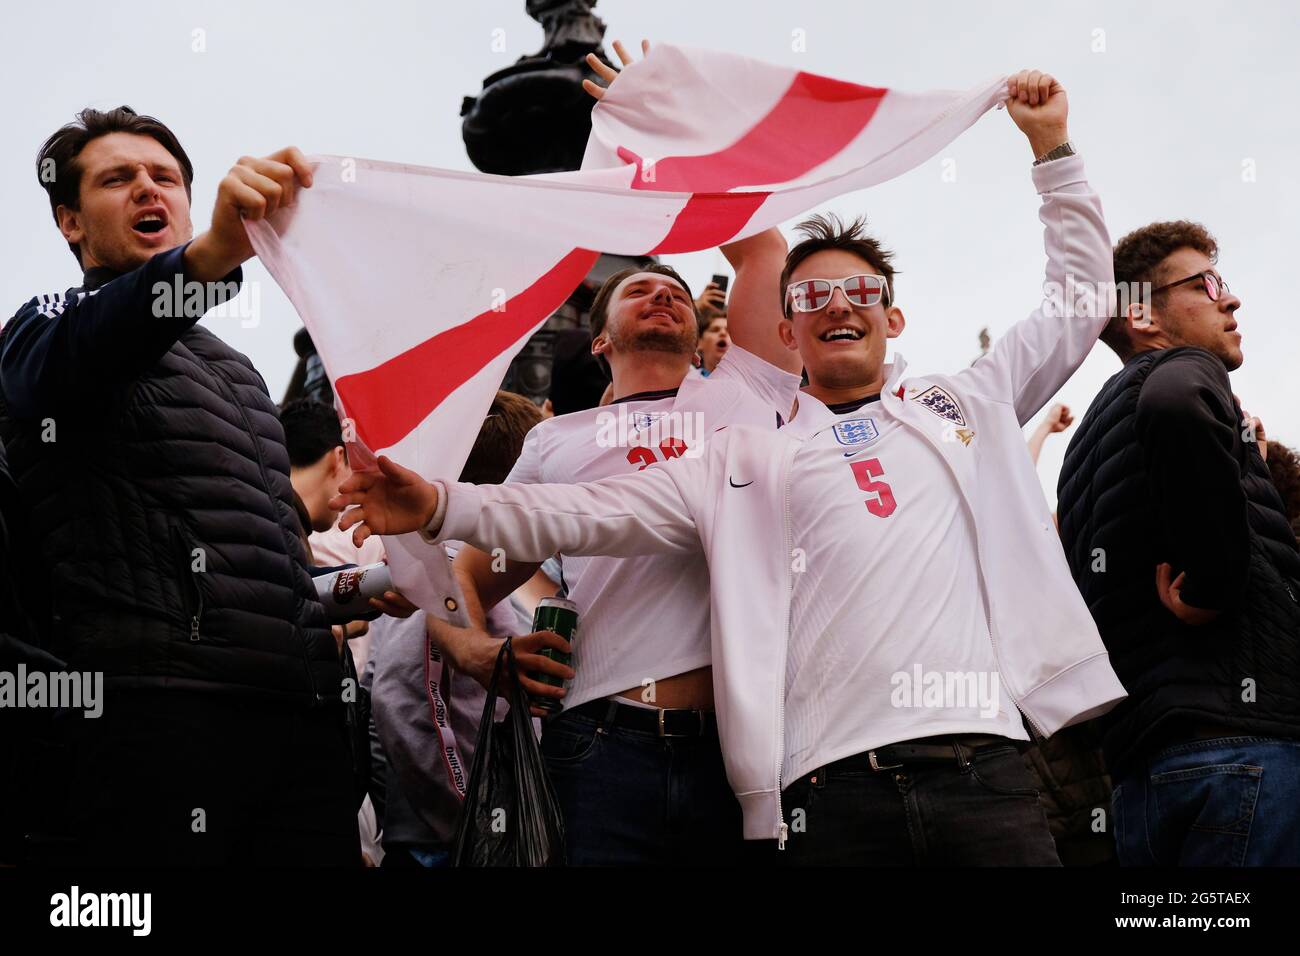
[505,346,798,710]
[781,392,1028,785]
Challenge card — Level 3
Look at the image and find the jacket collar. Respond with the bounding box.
[883,353,908,400]
[792,353,910,437]
[82,265,121,292]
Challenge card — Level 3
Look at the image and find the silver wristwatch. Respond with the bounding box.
[1033,141,1076,166]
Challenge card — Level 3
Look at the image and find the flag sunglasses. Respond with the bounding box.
[786,274,891,313]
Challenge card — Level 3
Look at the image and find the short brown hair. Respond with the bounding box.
[697,310,726,337]
[588,264,695,340]
[1102,220,1219,358]
[1266,441,1300,542]
[697,303,726,332]
[37,106,195,264]
[459,391,545,485]
[780,213,897,318]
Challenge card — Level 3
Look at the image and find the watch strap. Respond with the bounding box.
[1033,140,1076,166]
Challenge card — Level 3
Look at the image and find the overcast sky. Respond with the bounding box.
[3,0,1297,500]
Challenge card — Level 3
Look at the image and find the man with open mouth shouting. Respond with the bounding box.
[1,107,361,865]
[334,68,1128,866]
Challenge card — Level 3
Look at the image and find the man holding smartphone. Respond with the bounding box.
[695,274,731,376]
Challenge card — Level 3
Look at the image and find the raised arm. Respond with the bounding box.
[1,246,239,417]
[723,228,803,375]
[952,70,1114,426]
[1026,402,1073,465]
[584,38,801,379]
[3,146,313,418]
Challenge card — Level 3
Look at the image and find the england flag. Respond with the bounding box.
[244,44,1007,610]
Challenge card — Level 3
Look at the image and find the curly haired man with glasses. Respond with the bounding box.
[1057,221,1300,865]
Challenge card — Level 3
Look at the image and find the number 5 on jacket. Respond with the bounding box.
[850,458,896,518]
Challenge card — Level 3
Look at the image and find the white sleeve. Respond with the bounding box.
[503,421,545,485]
[950,153,1114,426]
[432,459,706,563]
[707,343,802,424]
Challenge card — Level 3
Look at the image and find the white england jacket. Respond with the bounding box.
[427,153,1127,841]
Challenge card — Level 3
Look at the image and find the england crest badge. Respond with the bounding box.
[832,418,880,447]
[912,385,966,426]
[631,411,667,433]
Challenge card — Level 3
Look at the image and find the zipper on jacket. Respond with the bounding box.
[204,365,322,703]
[189,579,205,644]
[775,438,798,849]
[171,525,204,643]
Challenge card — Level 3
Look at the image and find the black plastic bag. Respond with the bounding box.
[452,638,566,866]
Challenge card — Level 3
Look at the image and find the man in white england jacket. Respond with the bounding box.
[333,69,1127,864]
[423,258,799,866]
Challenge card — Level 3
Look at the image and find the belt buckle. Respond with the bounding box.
[868,749,903,771]
[658,708,697,738]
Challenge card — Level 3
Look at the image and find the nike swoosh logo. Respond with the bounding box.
[729,477,753,488]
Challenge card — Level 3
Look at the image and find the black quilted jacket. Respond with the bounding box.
[1056,347,1300,775]
[0,245,340,705]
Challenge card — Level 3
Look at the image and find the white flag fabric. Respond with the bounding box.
[246,44,1007,611]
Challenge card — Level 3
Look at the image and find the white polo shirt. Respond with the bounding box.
[504,346,798,710]
[781,391,1028,785]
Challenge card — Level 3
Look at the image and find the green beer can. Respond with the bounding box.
[529,597,579,713]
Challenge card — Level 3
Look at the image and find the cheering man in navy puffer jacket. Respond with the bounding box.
[0,106,358,866]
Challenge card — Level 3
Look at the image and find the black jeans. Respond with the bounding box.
[540,705,762,866]
[23,689,359,866]
[779,742,1061,866]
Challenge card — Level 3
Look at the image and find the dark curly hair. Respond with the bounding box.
[1266,441,1300,543]
[1102,220,1218,358]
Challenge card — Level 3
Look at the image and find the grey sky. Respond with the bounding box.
[3,0,1296,500]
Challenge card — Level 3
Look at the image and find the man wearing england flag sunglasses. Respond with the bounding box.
[727,66,1121,864]
[787,273,891,312]
[333,68,1128,865]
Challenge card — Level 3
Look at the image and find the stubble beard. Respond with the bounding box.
[83,228,171,275]
[609,323,696,358]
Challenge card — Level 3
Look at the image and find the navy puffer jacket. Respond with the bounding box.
[0,244,339,705]
[1057,347,1300,775]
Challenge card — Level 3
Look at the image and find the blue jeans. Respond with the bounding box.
[779,743,1061,866]
[1112,736,1300,866]
[540,707,755,866]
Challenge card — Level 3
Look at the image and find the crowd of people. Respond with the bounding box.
[1,57,1298,869]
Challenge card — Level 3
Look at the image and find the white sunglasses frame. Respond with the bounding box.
[785,273,892,313]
